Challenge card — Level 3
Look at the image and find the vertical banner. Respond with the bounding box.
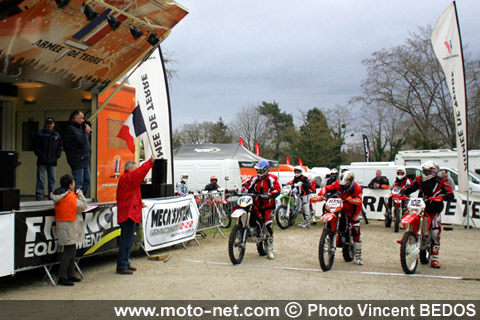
[129,47,173,183]
[431,1,469,192]
[0,213,14,277]
[298,158,303,166]
[362,134,371,162]
[286,155,291,165]
[254,141,260,156]
[239,137,245,147]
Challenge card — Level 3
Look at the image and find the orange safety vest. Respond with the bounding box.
[54,192,78,222]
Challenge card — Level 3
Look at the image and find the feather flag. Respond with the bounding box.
[117,105,147,153]
[298,158,303,166]
[286,155,291,165]
[239,137,245,147]
[254,140,260,156]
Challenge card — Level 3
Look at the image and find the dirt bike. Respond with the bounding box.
[275,184,301,229]
[195,190,231,228]
[312,194,360,271]
[384,187,404,232]
[228,193,271,265]
[399,196,435,274]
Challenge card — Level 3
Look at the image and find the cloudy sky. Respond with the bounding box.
[162,0,480,128]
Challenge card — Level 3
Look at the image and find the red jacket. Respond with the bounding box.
[243,173,281,209]
[116,159,154,224]
[319,180,363,221]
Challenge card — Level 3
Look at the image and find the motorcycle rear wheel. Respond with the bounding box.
[275,205,290,230]
[420,247,431,264]
[342,233,354,262]
[394,207,401,233]
[319,228,335,271]
[385,211,392,228]
[400,231,419,274]
[228,225,246,265]
[218,207,232,229]
[257,240,268,256]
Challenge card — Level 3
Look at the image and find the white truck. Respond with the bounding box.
[395,149,480,176]
[173,159,242,193]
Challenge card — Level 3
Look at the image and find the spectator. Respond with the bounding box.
[64,110,92,195]
[33,117,62,200]
[116,155,155,275]
[50,174,88,286]
[176,173,189,196]
[441,169,456,190]
[326,168,338,186]
[368,170,390,189]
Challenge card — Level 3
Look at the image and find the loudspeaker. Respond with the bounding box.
[0,151,16,188]
[141,183,175,199]
[151,159,167,184]
[0,188,20,211]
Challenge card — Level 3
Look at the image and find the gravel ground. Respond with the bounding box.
[1,220,479,300]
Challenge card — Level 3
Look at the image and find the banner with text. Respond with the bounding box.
[142,196,199,252]
[0,213,15,277]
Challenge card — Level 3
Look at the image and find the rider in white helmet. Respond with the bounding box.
[176,173,189,196]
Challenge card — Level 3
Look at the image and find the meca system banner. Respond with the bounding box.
[142,195,199,252]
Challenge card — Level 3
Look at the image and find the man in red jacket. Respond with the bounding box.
[116,155,155,274]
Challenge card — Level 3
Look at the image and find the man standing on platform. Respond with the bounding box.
[116,154,155,275]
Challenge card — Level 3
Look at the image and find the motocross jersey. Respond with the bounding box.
[401,176,454,214]
[204,183,221,192]
[319,180,363,221]
[393,177,412,189]
[243,173,281,209]
[176,181,188,196]
[287,175,312,195]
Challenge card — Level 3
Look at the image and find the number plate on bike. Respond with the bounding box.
[326,198,342,211]
[407,198,426,215]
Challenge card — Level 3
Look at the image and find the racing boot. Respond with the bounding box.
[431,245,440,268]
[266,236,275,260]
[354,242,363,265]
[311,210,317,225]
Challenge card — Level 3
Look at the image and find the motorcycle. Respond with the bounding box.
[275,184,301,229]
[384,187,404,232]
[195,189,231,228]
[312,194,359,271]
[399,196,434,274]
[228,193,271,265]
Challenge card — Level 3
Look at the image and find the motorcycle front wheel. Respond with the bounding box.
[275,205,290,230]
[394,207,401,233]
[400,231,419,274]
[318,228,335,271]
[228,225,246,265]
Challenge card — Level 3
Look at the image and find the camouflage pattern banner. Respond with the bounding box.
[0,0,187,93]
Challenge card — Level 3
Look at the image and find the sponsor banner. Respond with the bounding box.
[431,2,469,192]
[142,196,199,252]
[358,188,480,225]
[362,134,371,162]
[14,203,119,270]
[0,213,15,277]
[0,0,187,93]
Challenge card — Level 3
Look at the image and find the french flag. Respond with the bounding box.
[117,105,147,153]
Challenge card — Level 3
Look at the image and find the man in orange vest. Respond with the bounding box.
[116,154,155,274]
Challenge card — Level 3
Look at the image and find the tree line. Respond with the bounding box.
[171,26,480,167]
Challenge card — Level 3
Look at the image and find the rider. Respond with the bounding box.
[326,168,338,186]
[242,160,281,260]
[204,175,221,192]
[318,171,364,265]
[400,161,453,269]
[175,173,189,196]
[287,166,312,228]
[385,167,412,217]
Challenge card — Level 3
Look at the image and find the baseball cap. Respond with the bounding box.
[45,117,55,123]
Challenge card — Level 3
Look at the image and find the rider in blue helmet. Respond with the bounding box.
[254,160,270,178]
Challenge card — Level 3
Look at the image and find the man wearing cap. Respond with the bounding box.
[33,117,63,200]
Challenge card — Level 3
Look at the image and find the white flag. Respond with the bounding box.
[431,2,469,192]
[129,48,173,184]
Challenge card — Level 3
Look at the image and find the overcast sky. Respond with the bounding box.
[162,0,480,129]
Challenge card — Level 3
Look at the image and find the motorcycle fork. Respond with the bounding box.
[241,209,252,244]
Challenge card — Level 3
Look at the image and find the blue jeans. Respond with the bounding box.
[36,165,56,199]
[72,167,91,195]
[117,219,136,271]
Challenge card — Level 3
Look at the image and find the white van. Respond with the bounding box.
[405,166,480,192]
[340,162,398,187]
[174,159,242,193]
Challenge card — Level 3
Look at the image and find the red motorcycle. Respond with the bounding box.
[399,196,438,274]
[195,190,230,228]
[384,187,404,232]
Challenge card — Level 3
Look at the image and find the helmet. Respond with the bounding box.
[254,160,270,178]
[210,175,218,181]
[339,171,355,191]
[181,173,188,182]
[294,165,304,177]
[331,168,338,175]
[341,167,348,174]
[421,161,439,181]
[396,167,406,180]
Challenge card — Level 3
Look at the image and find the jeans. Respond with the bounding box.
[58,244,76,278]
[36,165,56,199]
[72,167,91,195]
[117,219,136,271]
